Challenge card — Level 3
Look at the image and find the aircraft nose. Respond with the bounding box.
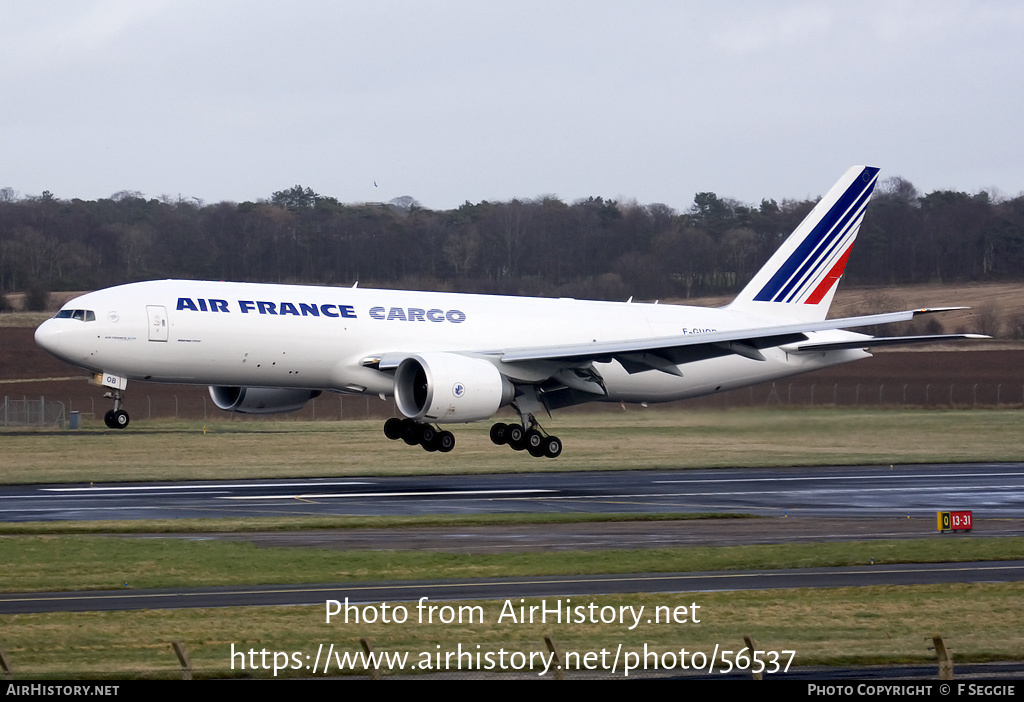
[34,319,62,355]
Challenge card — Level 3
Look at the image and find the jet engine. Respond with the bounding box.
[209,386,322,414]
[394,353,513,423]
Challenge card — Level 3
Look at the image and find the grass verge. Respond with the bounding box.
[0,511,750,535]
[2,409,1023,483]
[2,533,1022,593]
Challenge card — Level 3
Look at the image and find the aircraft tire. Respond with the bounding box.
[104,410,116,428]
[507,425,526,451]
[112,410,130,429]
[438,430,455,453]
[526,429,545,457]
[384,417,405,440]
[401,419,420,445]
[489,422,509,445]
[419,425,437,449]
[543,436,562,459]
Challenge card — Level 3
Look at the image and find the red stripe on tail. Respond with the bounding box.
[804,245,853,305]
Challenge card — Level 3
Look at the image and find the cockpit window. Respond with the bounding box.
[54,309,95,322]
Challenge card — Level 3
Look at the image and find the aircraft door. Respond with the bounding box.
[147,305,169,342]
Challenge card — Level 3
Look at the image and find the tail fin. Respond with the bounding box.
[729,165,880,322]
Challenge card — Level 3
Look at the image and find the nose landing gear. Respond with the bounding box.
[103,389,130,429]
[92,373,131,429]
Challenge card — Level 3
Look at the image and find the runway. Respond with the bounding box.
[2,463,1021,616]
[3,462,1023,521]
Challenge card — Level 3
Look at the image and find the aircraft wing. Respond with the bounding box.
[370,306,984,386]
[496,307,975,373]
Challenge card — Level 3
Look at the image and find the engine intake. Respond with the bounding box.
[209,386,321,414]
[394,353,513,423]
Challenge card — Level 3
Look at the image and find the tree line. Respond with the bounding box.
[1,178,1022,310]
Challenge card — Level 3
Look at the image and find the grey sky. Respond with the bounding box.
[3,1,1022,211]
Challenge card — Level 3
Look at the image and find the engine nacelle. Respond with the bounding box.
[394,353,513,423]
[209,386,322,414]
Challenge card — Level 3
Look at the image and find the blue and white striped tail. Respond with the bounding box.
[729,166,880,322]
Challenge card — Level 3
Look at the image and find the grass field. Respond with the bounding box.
[2,408,1022,484]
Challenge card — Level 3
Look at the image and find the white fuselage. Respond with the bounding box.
[35,279,870,409]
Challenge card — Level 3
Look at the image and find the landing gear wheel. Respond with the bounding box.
[499,408,563,458]
[507,424,526,451]
[489,422,510,445]
[400,419,420,445]
[384,418,457,454]
[419,425,439,451]
[543,435,562,459]
[438,430,455,453]
[110,409,130,429]
[104,410,116,428]
[384,417,405,440]
[526,429,545,457]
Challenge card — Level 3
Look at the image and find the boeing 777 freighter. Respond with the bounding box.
[35,166,985,457]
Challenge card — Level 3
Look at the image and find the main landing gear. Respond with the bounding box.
[489,419,562,459]
[382,415,562,459]
[103,389,130,429]
[384,417,455,453]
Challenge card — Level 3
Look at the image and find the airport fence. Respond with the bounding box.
[686,380,1024,411]
[1,396,66,428]
[38,391,401,424]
